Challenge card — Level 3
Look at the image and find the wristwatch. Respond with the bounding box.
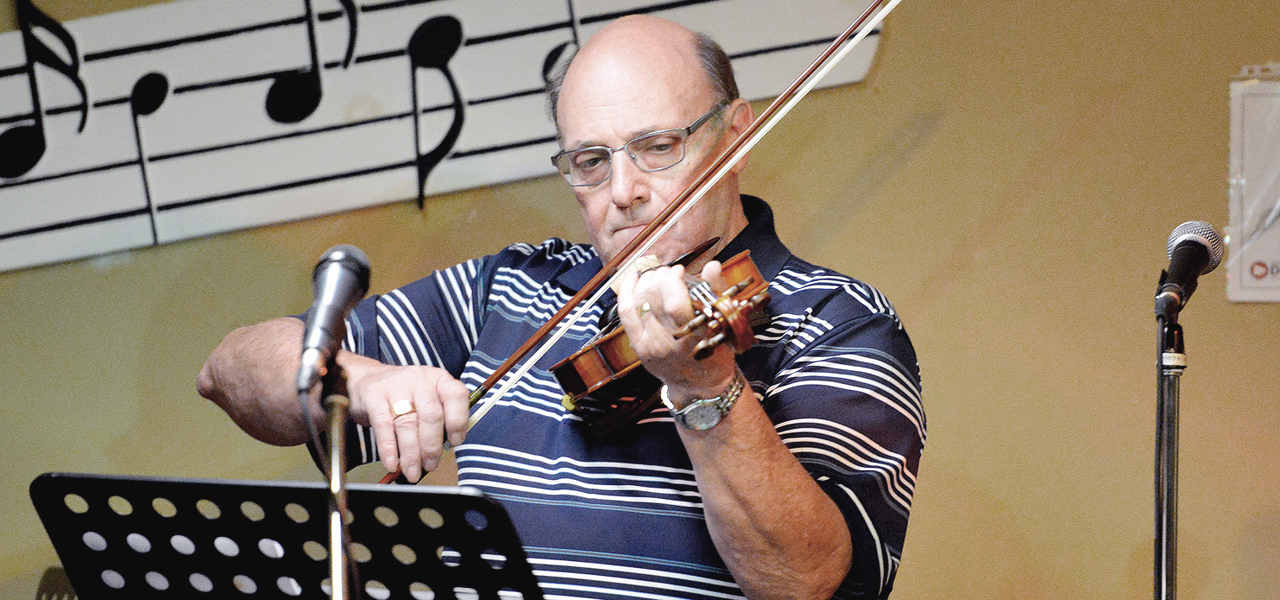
[661,370,747,431]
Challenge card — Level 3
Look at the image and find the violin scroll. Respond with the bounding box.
[675,275,771,360]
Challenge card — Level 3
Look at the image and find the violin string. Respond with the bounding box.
[468,0,903,430]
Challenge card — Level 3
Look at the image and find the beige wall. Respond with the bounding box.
[3,1,1278,598]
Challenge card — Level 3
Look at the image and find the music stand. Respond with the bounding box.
[30,472,542,600]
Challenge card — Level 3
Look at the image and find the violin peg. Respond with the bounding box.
[694,332,727,360]
[727,277,754,296]
[674,314,708,339]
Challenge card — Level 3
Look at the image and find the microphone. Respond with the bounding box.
[296,245,371,393]
[1155,221,1223,317]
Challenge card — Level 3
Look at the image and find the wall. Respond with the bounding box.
[2,1,1278,598]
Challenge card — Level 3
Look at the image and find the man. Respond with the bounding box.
[199,15,923,600]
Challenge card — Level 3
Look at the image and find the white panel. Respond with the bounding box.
[1227,75,1280,302]
[0,0,888,271]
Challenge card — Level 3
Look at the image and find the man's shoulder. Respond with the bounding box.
[769,255,904,325]
[488,238,596,273]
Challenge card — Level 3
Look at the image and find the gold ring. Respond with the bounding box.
[639,301,652,315]
[392,400,416,417]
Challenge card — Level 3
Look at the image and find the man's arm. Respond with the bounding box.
[197,316,471,481]
[197,317,313,447]
[617,263,853,600]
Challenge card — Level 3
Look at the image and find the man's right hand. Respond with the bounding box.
[338,353,470,481]
[198,317,470,482]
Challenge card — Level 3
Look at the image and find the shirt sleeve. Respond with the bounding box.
[763,306,924,599]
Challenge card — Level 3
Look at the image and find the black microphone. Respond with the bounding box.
[1155,221,1223,317]
[296,245,371,393]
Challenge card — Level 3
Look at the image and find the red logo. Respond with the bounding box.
[1252,261,1270,279]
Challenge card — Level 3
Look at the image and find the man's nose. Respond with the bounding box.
[609,151,647,208]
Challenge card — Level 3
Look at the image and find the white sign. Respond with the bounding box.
[1228,67,1280,302]
[0,0,885,272]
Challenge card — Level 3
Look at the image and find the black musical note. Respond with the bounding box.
[0,0,88,179]
[337,0,359,68]
[408,16,465,209]
[266,0,360,124]
[542,0,581,84]
[129,72,169,244]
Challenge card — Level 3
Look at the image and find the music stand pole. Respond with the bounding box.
[1154,315,1183,600]
[323,366,355,600]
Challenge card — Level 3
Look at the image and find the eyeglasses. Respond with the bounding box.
[551,102,729,187]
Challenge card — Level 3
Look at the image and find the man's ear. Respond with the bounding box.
[725,98,755,176]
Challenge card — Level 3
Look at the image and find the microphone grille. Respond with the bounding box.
[325,244,370,269]
[1167,221,1224,274]
[315,244,371,292]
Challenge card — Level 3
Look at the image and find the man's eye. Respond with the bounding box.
[573,152,607,170]
[635,135,681,155]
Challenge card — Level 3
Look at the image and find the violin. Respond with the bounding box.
[552,249,771,436]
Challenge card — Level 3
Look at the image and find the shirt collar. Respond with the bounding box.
[556,195,792,295]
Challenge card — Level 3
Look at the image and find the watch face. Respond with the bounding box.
[681,402,722,431]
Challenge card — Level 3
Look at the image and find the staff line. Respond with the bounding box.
[0,87,540,189]
[154,130,556,212]
[81,0,450,63]
[730,32,880,61]
[84,17,305,62]
[0,206,150,241]
[0,158,137,190]
[580,0,722,26]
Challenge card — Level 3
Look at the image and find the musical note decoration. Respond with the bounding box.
[0,0,885,273]
[266,0,323,123]
[129,72,169,244]
[409,15,464,209]
[0,0,88,179]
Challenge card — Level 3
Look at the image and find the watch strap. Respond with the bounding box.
[661,369,747,430]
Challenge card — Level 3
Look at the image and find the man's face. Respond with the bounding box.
[554,29,748,268]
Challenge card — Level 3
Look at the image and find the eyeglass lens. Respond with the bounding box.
[554,102,726,186]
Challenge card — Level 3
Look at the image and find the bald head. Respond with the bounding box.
[546,16,753,266]
[547,16,738,133]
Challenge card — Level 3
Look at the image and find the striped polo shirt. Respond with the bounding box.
[339,196,924,599]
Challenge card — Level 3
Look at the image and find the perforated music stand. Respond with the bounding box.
[30,472,542,600]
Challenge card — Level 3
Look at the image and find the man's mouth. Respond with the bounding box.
[613,223,650,235]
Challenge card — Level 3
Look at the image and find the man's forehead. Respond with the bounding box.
[556,58,712,146]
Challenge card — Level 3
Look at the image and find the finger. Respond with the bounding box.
[616,268,645,334]
[392,400,424,482]
[615,268,642,315]
[368,397,402,476]
[699,260,726,293]
[437,376,471,448]
[412,391,449,475]
[653,265,695,324]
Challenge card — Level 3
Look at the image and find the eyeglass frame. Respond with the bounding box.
[550,101,730,187]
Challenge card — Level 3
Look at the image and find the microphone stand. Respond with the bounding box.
[321,363,358,600]
[1154,281,1185,600]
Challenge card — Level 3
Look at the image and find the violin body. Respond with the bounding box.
[553,250,771,436]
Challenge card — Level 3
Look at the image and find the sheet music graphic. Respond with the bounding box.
[0,0,884,273]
